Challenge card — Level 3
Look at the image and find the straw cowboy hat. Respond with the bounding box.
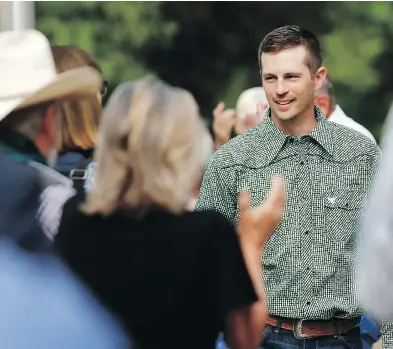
[0,29,102,122]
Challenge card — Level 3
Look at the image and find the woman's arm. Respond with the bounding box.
[224,177,285,349]
[225,242,266,349]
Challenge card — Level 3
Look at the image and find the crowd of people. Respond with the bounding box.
[0,24,391,349]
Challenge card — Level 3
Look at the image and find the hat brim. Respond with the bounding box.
[0,66,102,122]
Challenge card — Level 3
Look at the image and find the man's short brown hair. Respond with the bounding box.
[258,25,323,74]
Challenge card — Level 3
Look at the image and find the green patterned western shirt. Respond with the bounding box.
[196,106,393,347]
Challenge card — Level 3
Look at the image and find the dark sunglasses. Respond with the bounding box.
[101,80,108,97]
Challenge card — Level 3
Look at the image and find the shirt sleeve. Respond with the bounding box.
[208,212,259,329]
[195,160,237,225]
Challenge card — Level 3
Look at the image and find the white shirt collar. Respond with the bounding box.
[327,104,376,142]
[328,105,347,123]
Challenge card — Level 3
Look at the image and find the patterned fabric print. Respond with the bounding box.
[196,106,381,321]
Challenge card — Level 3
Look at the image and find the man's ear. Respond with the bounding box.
[314,94,331,117]
[314,66,327,91]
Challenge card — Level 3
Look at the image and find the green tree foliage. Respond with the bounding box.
[320,1,393,139]
[36,1,393,141]
[36,1,177,99]
[36,2,332,114]
[140,2,334,118]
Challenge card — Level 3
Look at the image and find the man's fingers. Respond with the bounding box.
[214,101,225,115]
[223,108,237,122]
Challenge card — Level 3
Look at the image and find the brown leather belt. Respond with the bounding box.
[265,315,361,339]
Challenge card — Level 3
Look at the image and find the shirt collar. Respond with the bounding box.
[308,106,335,156]
[257,105,334,166]
[0,131,47,164]
[328,104,346,123]
[256,109,288,167]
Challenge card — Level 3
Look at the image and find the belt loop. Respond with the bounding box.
[274,319,282,333]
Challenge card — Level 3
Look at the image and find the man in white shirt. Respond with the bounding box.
[212,87,268,149]
[314,76,376,142]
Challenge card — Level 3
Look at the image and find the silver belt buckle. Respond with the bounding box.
[293,319,312,339]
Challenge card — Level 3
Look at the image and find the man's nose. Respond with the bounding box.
[276,80,289,96]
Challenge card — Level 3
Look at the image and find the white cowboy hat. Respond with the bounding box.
[0,29,102,122]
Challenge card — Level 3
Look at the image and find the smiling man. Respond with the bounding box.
[196,25,392,348]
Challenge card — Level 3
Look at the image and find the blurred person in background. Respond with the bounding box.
[38,46,105,240]
[187,125,214,211]
[51,45,105,186]
[0,29,131,349]
[54,76,286,349]
[0,30,101,253]
[315,75,376,142]
[213,87,268,149]
[0,237,132,349]
[196,24,390,348]
[358,102,393,345]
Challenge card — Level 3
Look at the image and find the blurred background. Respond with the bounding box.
[2,1,393,142]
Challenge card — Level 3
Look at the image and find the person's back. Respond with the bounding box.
[55,149,94,177]
[56,197,258,349]
[0,154,50,253]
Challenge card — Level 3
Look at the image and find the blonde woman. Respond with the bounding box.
[55,77,285,349]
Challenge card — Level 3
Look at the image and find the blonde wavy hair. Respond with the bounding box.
[82,76,213,217]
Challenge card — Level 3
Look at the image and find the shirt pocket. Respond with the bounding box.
[323,189,366,243]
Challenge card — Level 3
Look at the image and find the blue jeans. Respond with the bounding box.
[260,325,363,349]
[360,315,381,349]
[215,333,226,349]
